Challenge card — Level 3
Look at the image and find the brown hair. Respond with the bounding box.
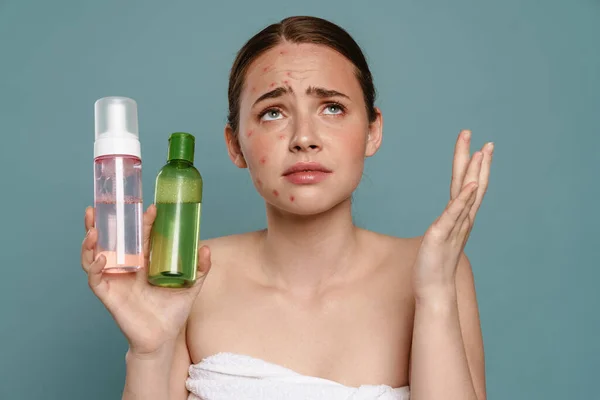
[227,16,377,134]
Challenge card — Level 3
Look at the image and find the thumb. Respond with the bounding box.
[188,245,212,295]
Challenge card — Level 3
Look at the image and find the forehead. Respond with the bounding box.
[243,42,360,95]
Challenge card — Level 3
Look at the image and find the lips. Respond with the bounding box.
[283,162,332,175]
[282,162,332,184]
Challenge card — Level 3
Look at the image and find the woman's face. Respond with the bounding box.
[227,42,382,215]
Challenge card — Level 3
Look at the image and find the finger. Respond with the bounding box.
[81,227,98,274]
[197,245,212,277]
[463,150,484,189]
[471,142,494,220]
[451,182,479,239]
[142,204,158,262]
[84,206,95,233]
[88,254,108,298]
[450,130,472,199]
[432,182,478,241]
[189,245,212,295]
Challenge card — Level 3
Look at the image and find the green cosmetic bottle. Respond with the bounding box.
[148,132,203,288]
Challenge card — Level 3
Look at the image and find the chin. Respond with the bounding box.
[267,190,352,217]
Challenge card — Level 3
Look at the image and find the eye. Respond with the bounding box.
[260,108,283,121]
[322,103,345,115]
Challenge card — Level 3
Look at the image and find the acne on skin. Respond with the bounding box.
[237,43,371,214]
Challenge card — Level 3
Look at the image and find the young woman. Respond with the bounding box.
[81,16,492,400]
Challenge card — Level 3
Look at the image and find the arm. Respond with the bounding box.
[409,130,492,400]
[122,322,192,400]
[409,252,486,400]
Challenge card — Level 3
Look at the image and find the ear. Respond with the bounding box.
[224,124,247,168]
[365,107,383,157]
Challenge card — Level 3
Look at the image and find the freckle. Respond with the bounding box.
[246,130,254,138]
[273,190,279,197]
[280,50,287,55]
[251,86,256,92]
[260,156,267,165]
[290,195,295,202]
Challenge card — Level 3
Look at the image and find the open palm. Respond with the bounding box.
[413,130,494,301]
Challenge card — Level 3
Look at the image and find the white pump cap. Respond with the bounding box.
[94,96,141,159]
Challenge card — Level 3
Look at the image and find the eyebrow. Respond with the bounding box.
[306,86,350,100]
[252,85,350,108]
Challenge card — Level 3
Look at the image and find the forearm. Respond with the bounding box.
[122,346,174,400]
[410,290,479,400]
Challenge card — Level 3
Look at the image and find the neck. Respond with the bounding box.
[259,197,359,295]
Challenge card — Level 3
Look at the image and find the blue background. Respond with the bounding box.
[0,0,598,398]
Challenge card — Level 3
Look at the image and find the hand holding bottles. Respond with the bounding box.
[87,97,207,357]
[80,205,212,356]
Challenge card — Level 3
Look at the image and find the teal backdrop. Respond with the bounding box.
[0,0,598,399]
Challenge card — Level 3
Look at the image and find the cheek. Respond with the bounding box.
[244,129,282,169]
[332,126,367,159]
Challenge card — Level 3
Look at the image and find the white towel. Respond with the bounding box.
[186,352,410,400]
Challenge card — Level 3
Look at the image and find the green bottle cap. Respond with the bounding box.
[167,132,195,163]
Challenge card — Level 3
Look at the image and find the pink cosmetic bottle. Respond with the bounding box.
[93,97,144,273]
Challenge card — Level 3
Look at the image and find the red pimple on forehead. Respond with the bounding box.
[280,50,287,55]
[286,72,292,77]
[263,65,275,74]
[273,190,279,197]
[283,80,289,85]
[260,156,267,165]
[269,82,276,88]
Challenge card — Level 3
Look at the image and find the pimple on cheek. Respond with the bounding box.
[278,134,286,140]
[246,130,254,138]
[273,190,279,197]
[259,156,267,165]
[289,195,295,202]
[256,178,262,187]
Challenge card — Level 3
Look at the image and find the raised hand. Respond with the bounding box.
[412,130,494,302]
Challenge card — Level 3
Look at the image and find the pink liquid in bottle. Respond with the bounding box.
[93,97,144,273]
[94,155,143,272]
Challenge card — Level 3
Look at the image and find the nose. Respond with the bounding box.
[289,117,322,153]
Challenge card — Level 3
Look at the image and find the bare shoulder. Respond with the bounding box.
[188,231,262,315]
[199,230,261,256]
[359,229,424,268]
[363,230,475,285]
[197,230,263,279]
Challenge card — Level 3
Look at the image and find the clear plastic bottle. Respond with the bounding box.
[148,132,203,287]
[93,97,144,273]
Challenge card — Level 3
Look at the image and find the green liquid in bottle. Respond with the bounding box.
[148,133,203,288]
